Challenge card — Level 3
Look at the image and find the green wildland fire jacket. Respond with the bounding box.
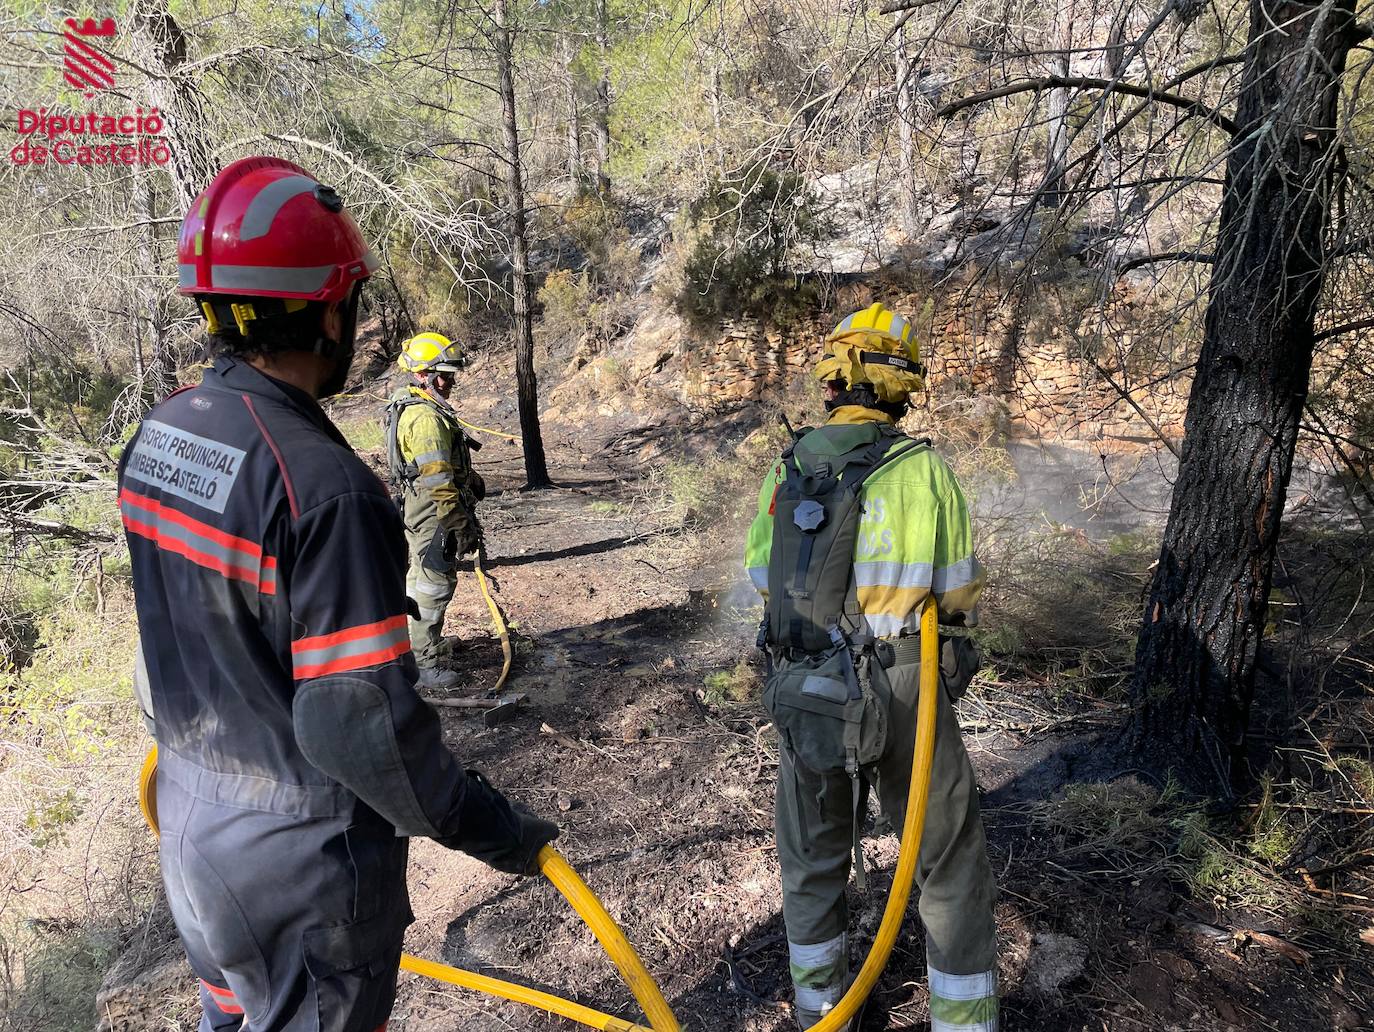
[744,406,985,635]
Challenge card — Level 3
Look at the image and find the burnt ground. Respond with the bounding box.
[92,357,1372,1032]
[354,429,1374,1032]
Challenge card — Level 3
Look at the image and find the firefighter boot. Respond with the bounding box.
[416,666,462,691]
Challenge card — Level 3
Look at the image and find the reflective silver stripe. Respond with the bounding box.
[411,449,448,465]
[239,175,316,241]
[862,611,918,638]
[794,983,844,1011]
[178,263,198,288]
[791,930,848,1013]
[413,570,455,595]
[210,264,334,294]
[929,966,997,1001]
[932,557,979,593]
[416,473,449,488]
[929,962,999,1032]
[120,499,260,569]
[931,1019,996,1032]
[789,933,846,972]
[854,560,932,589]
[747,566,768,592]
[888,311,909,340]
[362,249,380,273]
[292,620,409,673]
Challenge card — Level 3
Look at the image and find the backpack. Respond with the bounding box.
[383,395,424,508]
[758,420,928,887]
[383,393,484,511]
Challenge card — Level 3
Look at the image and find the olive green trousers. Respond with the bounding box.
[774,643,998,1030]
[403,493,457,666]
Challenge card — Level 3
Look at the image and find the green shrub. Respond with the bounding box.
[673,168,830,332]
[701,660,762,706]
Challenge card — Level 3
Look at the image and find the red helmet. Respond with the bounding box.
[177,156,377,302]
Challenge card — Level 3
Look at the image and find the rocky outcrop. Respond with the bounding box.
[550,278,1191,449]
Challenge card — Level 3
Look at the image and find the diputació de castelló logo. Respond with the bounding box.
[10,16,171,168]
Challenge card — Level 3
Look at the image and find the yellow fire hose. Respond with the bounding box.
[805,594,940,1031]
[134,595,941,1032]
[456,414,520,442]
[138,746,675,1031]
[473,550,513,694]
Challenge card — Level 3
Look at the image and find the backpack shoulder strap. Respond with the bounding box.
[384,395,427,488]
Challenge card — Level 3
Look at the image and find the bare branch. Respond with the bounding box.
[936,75,1238,135]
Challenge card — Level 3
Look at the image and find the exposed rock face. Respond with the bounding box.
[546,278,1191,450]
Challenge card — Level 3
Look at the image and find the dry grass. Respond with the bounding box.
[0,573,160,1032]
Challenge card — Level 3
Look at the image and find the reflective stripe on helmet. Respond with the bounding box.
[239,175,318,242]
[210,264,335,294]
[830,303,912,347]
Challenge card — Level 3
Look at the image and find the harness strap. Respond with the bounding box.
[848,758,867,892]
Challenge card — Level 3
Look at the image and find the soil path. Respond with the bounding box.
[364,430,1351,1032]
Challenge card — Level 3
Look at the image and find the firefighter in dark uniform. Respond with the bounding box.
[121,155,558,1032]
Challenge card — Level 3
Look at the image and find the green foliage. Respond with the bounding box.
[672,169,830,332]
[338,414,385,453]
[24,789,83,850]
[537,268,595,353]
[536,199,643,359]
[701,660,762,705]
[0,923,122,1032]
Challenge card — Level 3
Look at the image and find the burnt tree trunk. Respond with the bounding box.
[592,0,611,197]
[494,0,551,489]
[1129,0,1356,792]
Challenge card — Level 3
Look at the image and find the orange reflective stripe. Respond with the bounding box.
[291,615,411,680]
[199,979,245,1016]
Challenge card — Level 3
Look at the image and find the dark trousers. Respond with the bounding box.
[157,764,411,1032]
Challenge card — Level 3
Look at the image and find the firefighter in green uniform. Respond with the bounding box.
[386,332,486,691]
[744,304,998,1031]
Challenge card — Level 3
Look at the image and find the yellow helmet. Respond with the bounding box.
[398,331,464,375]
[814,303,926,402]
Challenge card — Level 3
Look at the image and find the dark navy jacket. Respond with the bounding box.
[119,358,496,927]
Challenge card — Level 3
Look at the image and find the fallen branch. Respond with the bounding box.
[1090,360,1182,458]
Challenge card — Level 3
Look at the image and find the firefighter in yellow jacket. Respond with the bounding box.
[386,333,486,691]
[744,304,998,1031]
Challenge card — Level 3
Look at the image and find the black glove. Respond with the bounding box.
[441,770,559,875]
[467,471,487,502]
[456,523,482,559]
[939,635,982,701]
[420,526,454,572]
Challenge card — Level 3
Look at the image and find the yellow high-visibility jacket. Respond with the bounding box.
[393,386,478,533]
[743,406,984,636]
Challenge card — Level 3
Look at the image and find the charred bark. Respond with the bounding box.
[592,0,611,197]
[1129,0,1357,793]
[494,0,551,489]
